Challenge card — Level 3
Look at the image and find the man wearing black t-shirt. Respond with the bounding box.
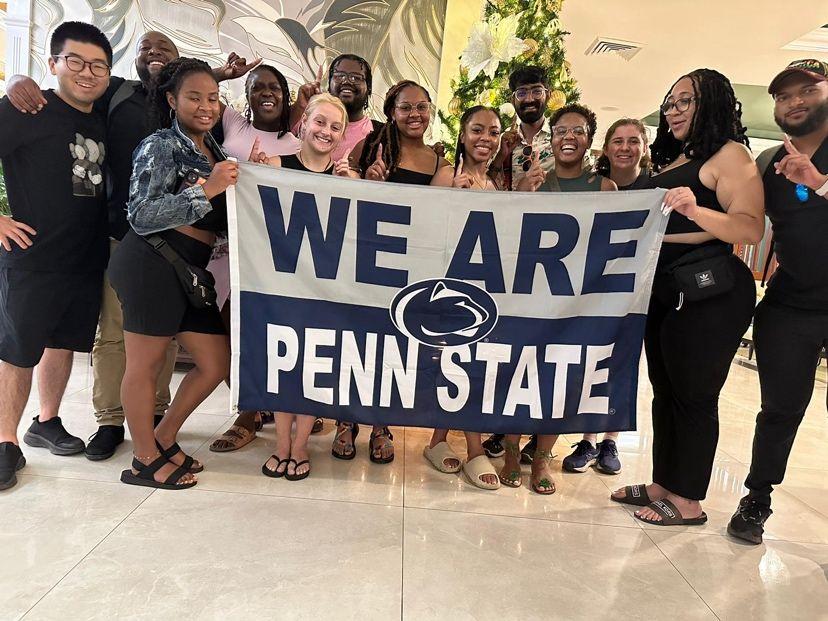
[6,33,260,461]
[728,59,828,544]
[0,22,112,490]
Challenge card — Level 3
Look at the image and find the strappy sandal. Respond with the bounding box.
[120,454,196,490]
[635,499,708,526]
[530,448,556,495]
[285,459,311,481]
[254,411,275,432]
[369,427,394,464]
[332,422,359,460]
[610,483,652,507]
[209,425,256,453]
[156,440,203,473]
[261,454,289,478]
[498,440,523,488]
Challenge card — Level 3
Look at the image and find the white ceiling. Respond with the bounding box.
[560,0,828,143]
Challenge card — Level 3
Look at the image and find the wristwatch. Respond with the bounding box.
[815,175,828,197]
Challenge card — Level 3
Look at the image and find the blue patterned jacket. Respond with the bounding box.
[127,119,220,235]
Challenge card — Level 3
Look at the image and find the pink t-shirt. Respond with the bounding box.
[333,115,375,161]
[221,106,300,160]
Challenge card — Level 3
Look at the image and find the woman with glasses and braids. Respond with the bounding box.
[611,69,764,526]
[208,64,300,454]
[421,105,503,489]
[329,80,451,466]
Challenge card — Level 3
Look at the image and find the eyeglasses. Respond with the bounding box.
[660,97,696,115]
[395,102,433,115]
[53,54,110,77]
[551,125,587,137]
[331,72,366,85]
[513,87,547,101]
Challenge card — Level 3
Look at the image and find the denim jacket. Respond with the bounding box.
[127,119,222,236]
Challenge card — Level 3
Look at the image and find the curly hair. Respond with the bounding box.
[243,64,291,136]
[508,65,549,91]
[549,103,598,140]
[358,80,431,177]
[650,68,749,169]
[328,54,373,110]
[595,118,652,177]
[454,105,501,177]
[148,57,217,130]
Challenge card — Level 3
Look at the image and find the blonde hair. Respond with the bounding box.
[302,93,349,132]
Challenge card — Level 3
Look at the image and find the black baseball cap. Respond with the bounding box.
[768,59,828,94]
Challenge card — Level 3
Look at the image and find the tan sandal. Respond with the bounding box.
[423,441,462,473]
[209,425,256,452]
[463,454,500,490]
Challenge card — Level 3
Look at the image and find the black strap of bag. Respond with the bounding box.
[145,235,217,309]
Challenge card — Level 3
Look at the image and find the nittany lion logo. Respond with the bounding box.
[390,278,499,347]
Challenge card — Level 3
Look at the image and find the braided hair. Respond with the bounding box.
[242,64,291,136]
[595,118,652,177]
[651,68,749,170]
[359,80,431,177]
[148,57,216,130]
[328,53,373,110]
[454,105,501,177]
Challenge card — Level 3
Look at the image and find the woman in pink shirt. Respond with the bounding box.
[208,64,300,453]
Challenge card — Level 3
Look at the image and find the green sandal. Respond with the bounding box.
[499,441,523,488]
[531,448,556,495]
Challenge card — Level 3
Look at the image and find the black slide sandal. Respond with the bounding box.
[120,455,196,490]
[636,499,708,526]
[156,440,203,473]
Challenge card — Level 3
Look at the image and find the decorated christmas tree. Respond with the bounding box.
[438,0,579,158]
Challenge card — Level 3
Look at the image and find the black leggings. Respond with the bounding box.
[645,254,755,500]
[745,300,828,507]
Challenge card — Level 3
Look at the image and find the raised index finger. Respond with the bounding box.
[375,144,383,162]
[315,65,324,85]
[455,153,464,177]
[783,134,800,155]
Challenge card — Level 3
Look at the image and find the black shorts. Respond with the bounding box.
[109,230,226,337]
[0,268,103,368]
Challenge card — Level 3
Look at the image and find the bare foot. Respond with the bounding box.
[132,453,196,485]
[288,445,310,478]
[611,482,668,502]
[530,452,555,494]
[498,443,522,487]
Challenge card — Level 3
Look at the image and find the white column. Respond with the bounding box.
[5,0,33,77]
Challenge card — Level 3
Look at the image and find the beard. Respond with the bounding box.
[342,94,367,116]
[517,102,544,124]
[776,99,828,136]
[136,64,152,85]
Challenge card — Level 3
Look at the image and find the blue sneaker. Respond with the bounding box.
[595,439,621,475]
[562,440,599,473]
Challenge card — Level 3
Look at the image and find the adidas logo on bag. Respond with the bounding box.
[695,270,715,288]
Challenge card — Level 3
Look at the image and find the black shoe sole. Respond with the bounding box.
[0,454,26,491]
[85,449,117,461]
[23,431,85,456]
[727,523,763,545]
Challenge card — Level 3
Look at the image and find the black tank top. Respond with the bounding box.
[648,157,728,266]
[191,133,228,233]
[281,153,334,174]
[387,155,441,185]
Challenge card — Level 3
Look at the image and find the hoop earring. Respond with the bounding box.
[169,108,176,120]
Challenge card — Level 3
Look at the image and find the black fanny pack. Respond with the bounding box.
[655,244,735,310]
[145,235,217,309]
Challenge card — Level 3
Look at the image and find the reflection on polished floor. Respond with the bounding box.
[2,354,827,620]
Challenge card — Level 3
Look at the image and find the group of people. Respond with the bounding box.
[0,20,826,546]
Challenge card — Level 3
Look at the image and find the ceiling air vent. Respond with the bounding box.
[585,37,642,61]
[783,25,828,53]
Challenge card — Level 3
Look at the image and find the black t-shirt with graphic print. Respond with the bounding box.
[0,89,108,272]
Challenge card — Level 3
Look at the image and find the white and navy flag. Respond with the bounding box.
[228,163,667,434]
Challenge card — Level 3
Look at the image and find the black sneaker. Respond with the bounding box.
[482,434,505,458]
[520,435,538,464]
[0,442,26,491]
[85,425,125,461]
[23,416,85,455]
[727,496,772,545]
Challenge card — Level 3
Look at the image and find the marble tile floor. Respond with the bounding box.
[1,354,826,620]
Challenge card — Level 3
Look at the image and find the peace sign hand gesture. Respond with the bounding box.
[775,135,828,191]
[452,154,471,188]
[215,52,262,82]
[365,144,388,181]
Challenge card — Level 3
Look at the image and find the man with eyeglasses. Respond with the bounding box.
[490,66,556,192]
[0,22,112,490]
[727,59,828,544]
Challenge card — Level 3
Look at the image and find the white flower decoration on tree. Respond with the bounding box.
[461,13,528,80]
